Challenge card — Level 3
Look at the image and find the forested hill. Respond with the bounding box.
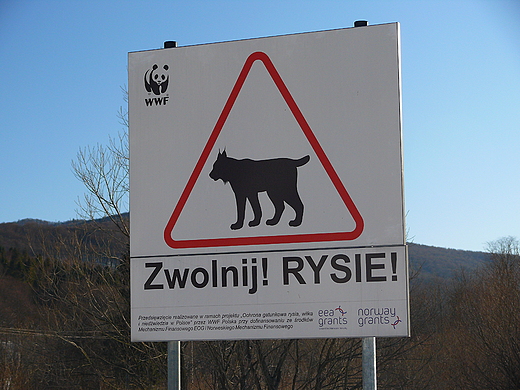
[0,216,128,263]
[407,242,489,281]
[0,218,508,388]
[0,217,488,281]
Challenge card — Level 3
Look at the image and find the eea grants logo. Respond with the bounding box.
[144,64,169,106]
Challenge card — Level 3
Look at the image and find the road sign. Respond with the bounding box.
[164,51,364,249]
[129,23,408,341]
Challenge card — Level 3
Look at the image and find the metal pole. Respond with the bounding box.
[362,337,377,390]
[168,341,181,390]
[354,19,376,390]
[164,38,180,390]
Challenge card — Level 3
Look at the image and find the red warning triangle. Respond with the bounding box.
[164,51,364,249]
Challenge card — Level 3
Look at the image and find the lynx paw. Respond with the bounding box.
[248,219,261,227]
[289,218,302,227]
[266,218,280,226]
[231,221,243,230]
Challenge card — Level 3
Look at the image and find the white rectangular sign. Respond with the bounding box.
[131,246,407,341]
[129,23,408,341]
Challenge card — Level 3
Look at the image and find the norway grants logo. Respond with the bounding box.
[144,64,169,106]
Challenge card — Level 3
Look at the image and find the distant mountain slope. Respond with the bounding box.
[0,217,489,281]
[0,217,128,259]
[408,242,489,281]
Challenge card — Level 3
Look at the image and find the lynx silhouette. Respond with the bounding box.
[209,151,310,230]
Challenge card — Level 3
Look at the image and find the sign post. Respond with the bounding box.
[167,341,180,390]
[129,23,407,387]
[363,336,377,389]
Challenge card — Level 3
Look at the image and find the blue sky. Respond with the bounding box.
[0,0,519,252]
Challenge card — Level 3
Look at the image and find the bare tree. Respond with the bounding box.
[486,236,519,275]
[36,92,171,388]
[438,236,520,389]
[72,89,129,239]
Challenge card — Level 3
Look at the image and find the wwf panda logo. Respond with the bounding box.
[144,64,169,95]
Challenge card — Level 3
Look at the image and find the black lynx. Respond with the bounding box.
[209,151,310,230]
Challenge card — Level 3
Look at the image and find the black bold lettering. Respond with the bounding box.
[191,267,209,288]
[330,254,352,283]
[164,268,189,288]
[144,262,163,290]
[242,259,248,286]
[366,253,386,282]
[355,254,362,282]
[283,256,306,285]
[222,266,239,287]
[305,255,327,284]
[212,260,218,287]
[249,260,258,295]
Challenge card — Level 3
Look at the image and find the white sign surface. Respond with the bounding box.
[129,23,408,341]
